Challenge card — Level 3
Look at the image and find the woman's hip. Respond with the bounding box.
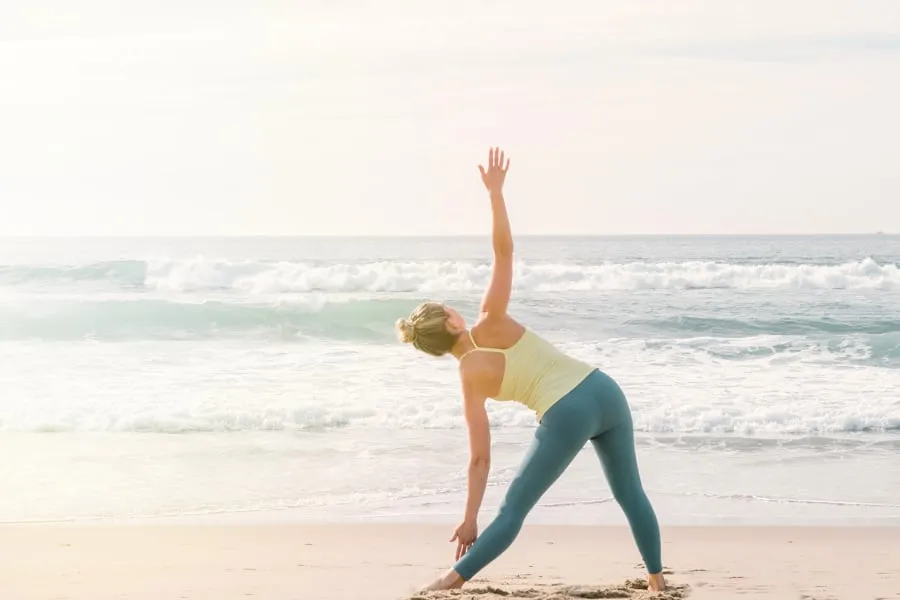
[540,369,631,435]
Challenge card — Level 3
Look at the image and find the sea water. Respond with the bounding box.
[0,235,898,525]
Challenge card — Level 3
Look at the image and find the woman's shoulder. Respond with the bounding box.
[472,312,526,345]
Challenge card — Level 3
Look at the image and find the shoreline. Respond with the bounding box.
[3,523,897,599]
[5,429,897,528]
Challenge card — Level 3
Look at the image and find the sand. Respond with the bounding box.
[409,578,689,599]
[0,524,897,600]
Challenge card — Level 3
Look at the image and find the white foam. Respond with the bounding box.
[141,257,900,294]
[1,338,897,436]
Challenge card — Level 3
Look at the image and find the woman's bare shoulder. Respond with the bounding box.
[472,312,526,348]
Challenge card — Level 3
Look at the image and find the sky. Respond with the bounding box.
[0,1,898,236]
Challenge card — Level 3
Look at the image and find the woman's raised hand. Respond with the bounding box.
[478,147,510,196]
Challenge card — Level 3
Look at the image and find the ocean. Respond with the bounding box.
[0,235,898,526]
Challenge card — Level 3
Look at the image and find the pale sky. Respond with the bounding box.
[0,1,898,236]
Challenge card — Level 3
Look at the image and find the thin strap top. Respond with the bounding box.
[459,327,595,420]
[459,331,505,360]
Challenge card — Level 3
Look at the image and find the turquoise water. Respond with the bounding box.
[0,235,898,524]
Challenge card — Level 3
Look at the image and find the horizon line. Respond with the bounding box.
[0,231,895,239]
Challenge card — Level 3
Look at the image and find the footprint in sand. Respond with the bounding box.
[407,578,689,599]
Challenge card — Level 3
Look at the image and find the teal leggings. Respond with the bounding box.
[453,369,662,580]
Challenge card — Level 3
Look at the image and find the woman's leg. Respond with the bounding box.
[452,418,590,581]
[590,415,663,576]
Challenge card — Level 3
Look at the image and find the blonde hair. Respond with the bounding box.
[395,301,459,357]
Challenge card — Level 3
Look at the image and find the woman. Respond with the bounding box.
[395,148,666,592]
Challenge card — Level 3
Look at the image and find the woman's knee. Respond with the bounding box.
[610,479,647,508]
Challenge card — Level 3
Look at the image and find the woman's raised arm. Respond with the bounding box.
[478,147,513,317]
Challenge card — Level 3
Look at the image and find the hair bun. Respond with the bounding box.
[395,317,416,344]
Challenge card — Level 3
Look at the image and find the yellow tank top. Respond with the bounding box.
[462,327,596,421]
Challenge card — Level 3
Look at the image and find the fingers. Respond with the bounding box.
[504,157,510,172]
[485,147,509,170]
[478,165,486,178]
[453,537,475,561]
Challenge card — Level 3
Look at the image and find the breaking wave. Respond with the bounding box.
[1,256,898,292]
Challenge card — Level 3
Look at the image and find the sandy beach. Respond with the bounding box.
[1,524,896,600]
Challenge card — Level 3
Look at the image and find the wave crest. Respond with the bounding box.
[2,257,898,292]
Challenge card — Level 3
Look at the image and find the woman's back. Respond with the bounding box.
[466,317,595,420]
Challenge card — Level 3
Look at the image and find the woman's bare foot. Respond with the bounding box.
[648,571,667,592]
[420,568,465,592]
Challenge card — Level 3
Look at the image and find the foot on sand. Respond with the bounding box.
[419,569,465,592]
[648,572,667,592]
